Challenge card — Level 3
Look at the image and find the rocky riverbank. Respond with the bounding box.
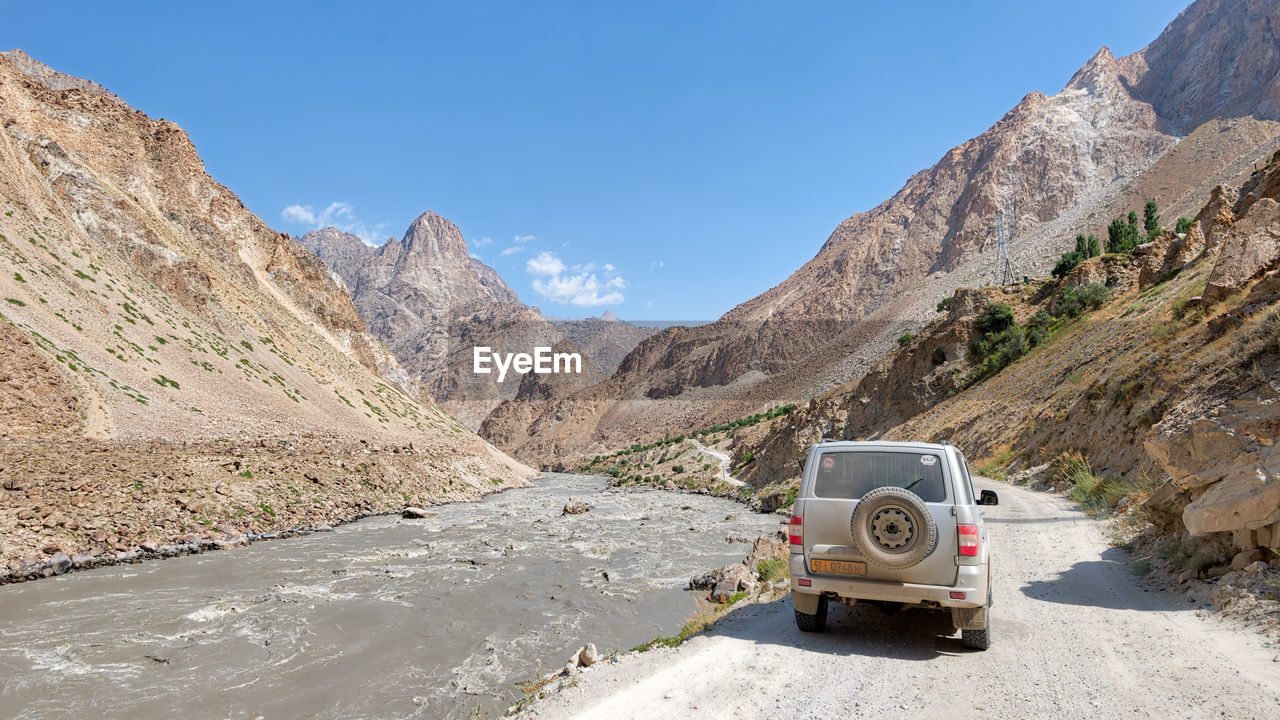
[506,528,791,716]
[0,435,536,584]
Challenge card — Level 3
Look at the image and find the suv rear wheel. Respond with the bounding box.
[794,594,828,632]
[961,587,992,650]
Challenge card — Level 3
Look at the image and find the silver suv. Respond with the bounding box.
[787,440,997,649]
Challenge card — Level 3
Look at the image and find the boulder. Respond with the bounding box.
[401,507,437,519]
[49,552,72,576]
[710,571,757,603]
[562,496,591,515]
[572,643,599,667]
[1182,466,1280,536]
[743,534,786,572]
[1203,197,1280,302]
[691,562,752,591]
[1231,549,1263,571]
[1145,417,1252,491]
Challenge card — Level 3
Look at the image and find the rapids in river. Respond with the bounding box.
[0,473,781,719]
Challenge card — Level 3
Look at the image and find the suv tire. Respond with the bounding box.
[961,587,993,650]
[794,594,828,632]
[849,486,938,570]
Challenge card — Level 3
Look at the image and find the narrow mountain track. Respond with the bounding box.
[688,438,746,487]
[519,479,1280,720]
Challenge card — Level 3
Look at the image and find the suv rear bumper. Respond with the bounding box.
[789,554,987,609]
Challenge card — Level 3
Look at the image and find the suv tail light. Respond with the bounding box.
[788,515,803,548]
[958,523,979,556]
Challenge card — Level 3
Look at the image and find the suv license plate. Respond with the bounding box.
[810,559,866,576]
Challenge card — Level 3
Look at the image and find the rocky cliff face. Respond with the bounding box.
[483,0,1280,467]
[0,51,535,568]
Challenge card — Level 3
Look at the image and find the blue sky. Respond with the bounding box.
[5,1,1188,320]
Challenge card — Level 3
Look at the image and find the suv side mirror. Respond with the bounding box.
[978,489,999,506]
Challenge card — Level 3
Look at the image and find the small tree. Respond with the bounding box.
[1108,213,1142,253]
[936,296,954,313]
[1175,216,1193,235]
[1143,200,1161,239]
[1087,235,1101,257]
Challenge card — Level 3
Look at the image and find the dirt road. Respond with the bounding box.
[520,480,1280,719]
[688,438,746,488]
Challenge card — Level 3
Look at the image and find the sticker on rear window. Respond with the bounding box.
[821,456,835,470]
[920,455,937,466]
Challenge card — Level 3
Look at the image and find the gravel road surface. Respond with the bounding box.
[519,479,1280,719]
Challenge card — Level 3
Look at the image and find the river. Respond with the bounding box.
[0,473,781,719]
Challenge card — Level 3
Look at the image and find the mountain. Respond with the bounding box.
[298,217,656,426]
[552,315,657,375]
[734,149,1280,561]
[481,0,1280,468]
[0,51,534,572]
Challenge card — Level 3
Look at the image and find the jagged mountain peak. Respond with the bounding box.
[400,210,469,257]
[1064,46,1119,94]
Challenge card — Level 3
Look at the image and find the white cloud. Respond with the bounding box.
[282,204,317,225]
[526,251,567,277]
[498,234,536,256]
[525,251,624,307]
[474,236,494,247]
[469,251,483,261]
[649,260,664,271]
[279,201,387,245]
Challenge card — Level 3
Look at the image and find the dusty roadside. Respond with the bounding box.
[513,479,1280,720]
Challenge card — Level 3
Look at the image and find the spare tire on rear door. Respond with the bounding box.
[850,486,937,570]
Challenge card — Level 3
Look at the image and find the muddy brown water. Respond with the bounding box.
[0,473,781,719]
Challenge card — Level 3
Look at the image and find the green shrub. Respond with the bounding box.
[897,333,916,346]
[5,298,25,307]
[936,296,954,313]
[1024,309,1053,347]
[1175,216,1193,235]
[1056,282,1109,319]
[974,303,1014,333]
[1053,250,1085,278]
[756,557,789,583]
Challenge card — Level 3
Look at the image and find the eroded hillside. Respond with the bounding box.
[0,51,535,576]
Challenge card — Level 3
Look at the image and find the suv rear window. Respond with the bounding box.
[812,451,947,502]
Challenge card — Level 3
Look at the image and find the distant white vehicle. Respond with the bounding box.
[787,440,996,649]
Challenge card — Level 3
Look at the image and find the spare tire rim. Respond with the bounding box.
[870,507,913,550]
